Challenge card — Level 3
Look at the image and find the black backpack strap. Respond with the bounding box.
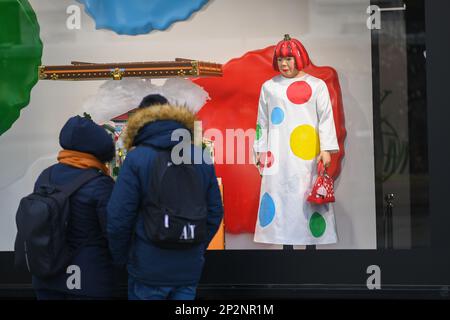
[59,169,103,196]
[139,143,172,193]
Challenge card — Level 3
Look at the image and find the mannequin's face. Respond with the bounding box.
[277,56,299,78]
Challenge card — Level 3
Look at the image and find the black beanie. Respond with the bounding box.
[138,94,168,108]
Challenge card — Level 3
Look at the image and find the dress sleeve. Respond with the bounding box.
[253,84,269,154]
[316,81,340,153]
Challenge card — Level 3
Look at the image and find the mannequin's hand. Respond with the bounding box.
[254,152,263,176]
[318,151,331,168]
[255,152,261,167]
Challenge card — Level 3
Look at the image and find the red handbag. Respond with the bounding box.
[307,161,335,204]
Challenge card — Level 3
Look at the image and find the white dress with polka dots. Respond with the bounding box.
[253,73,340,245]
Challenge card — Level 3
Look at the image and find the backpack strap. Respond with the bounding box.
[139,142,173,182]
[139,143,172,205]
[58,168,103,196]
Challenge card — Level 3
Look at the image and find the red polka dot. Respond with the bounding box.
[259,151,275,169]
[286,81,312,104]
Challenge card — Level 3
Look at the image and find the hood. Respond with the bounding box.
[59,115,115,162]
[124,103,197,150]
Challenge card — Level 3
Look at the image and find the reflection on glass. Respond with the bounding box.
[372,0,429,249]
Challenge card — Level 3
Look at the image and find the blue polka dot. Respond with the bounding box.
[271,107,284,125]
[259,193,276,227]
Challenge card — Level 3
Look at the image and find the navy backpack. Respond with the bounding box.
[141,147,208,249]
[14,167,101,278]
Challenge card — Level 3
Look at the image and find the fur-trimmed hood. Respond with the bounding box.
[124,104,197,150]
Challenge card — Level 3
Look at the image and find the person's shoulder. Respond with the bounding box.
[188,145,215,174]
[306,73,327,88]
[259,76,280,96]
[190,144,214,166]
[124,145,152,164]
[34,163,58,185]
[262,75,281,87]
[93,174,115,197]
[95,173,115,187]
[78,170,114,195]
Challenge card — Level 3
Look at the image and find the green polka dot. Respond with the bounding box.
[309,212,326,238]
[256,123,262,140]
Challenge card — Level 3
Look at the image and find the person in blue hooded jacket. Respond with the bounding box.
[32,115,116,299]
[107,94,224,300]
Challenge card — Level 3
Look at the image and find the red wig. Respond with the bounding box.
[272,34,311,71]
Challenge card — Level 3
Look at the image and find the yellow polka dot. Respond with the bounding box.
[290,125,320,160]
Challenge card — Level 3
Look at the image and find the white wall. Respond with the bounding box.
[0,0,375,251]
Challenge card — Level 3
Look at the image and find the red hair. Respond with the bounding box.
[272,35,311,71]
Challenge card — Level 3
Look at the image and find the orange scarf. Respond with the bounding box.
[58,150,110,175]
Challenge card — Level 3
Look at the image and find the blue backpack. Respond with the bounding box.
[14,167,101,278]
[141,147,208,249]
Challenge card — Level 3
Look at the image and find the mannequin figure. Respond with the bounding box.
[253,35,340,246]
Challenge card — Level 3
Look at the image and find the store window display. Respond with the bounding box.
[2,0,429,252]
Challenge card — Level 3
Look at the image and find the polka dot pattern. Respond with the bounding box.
[271,107,284,125]
[256,123,262,140]
[259,151,274,169]
[286,81,312,104]
[309,212,326,237]
[259,193,276,227]
[289,125,320,160]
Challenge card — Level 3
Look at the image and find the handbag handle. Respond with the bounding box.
[317,161,328,176]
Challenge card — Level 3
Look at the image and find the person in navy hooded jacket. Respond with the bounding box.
[32,115,116,300]
[107,94,224,300]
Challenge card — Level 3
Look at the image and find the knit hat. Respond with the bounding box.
[138,94,168,108]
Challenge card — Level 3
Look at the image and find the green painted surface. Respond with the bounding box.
[0,0,42,136]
